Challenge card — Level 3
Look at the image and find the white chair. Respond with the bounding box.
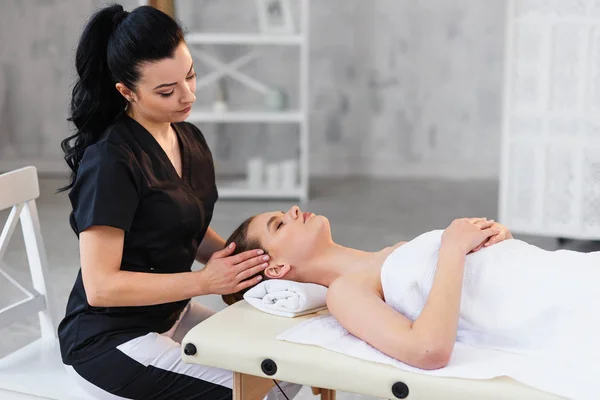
[0,166,94,400]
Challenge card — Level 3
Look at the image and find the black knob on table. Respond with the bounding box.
[261,359,277,376]
[183,343,197,356]
[391,381,409,398]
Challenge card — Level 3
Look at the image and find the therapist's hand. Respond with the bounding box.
[198,242,269,295]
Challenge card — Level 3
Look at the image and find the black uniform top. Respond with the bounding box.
[58,115,218,365]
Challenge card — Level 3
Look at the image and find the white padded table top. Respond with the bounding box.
[182,301,563,400]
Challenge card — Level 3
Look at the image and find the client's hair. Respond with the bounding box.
[221,216,268,306]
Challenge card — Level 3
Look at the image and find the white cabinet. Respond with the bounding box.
[499,0,600,239]
[183,1,311,201]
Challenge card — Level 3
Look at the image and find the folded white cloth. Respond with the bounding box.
[243,280,328,318]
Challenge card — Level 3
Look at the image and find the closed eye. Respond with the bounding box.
[268,211,286,233]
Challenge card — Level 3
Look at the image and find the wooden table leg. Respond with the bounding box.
[312,387,337,400]
[233,372,276,400]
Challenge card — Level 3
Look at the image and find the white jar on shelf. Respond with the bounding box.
[265,163,281,189]
[247,158,264,188]
[280,159,298,189]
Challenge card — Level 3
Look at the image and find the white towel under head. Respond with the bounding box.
[243,279,328,318]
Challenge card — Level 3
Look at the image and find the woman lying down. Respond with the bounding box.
[222,206,600,372]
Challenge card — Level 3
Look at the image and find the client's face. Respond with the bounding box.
[247,205,332,278]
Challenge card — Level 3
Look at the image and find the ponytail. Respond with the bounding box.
[59,4,184,192]
[59,5,127,191]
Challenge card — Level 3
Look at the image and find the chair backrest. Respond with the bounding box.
[0,166,57,349]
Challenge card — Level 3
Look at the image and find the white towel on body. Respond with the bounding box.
[244,279,328,317]
[277,230,600,400]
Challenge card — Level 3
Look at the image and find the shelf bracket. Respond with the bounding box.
[191,48,271,95]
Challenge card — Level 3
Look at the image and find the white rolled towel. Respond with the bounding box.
[243,279,328,317]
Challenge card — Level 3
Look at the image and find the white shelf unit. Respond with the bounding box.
[186,33,304,46]
[185,1,310,202]
[214,179,306,200]
[188,110,303,124]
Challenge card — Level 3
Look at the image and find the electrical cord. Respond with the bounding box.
[272,379,290,400]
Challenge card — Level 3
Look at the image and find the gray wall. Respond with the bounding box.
[0,0,505,179]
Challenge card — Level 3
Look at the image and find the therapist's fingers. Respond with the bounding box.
[234,254,270,275]
[236,262,269,282]
[235,274,265,291]
[209,241,237,260]
[227,248,265,265]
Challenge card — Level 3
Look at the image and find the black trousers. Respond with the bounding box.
[73,346,231,400]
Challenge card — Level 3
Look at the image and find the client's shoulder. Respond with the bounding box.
[329,269,384,301]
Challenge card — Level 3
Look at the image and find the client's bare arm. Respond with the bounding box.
[327,218,499,370]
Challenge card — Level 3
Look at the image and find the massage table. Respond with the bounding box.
[182,301,564,400]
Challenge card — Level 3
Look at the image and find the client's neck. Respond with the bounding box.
[291,244,389,287]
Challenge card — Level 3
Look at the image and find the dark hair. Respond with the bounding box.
[59,4,185,192]
[222,216,269,306]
